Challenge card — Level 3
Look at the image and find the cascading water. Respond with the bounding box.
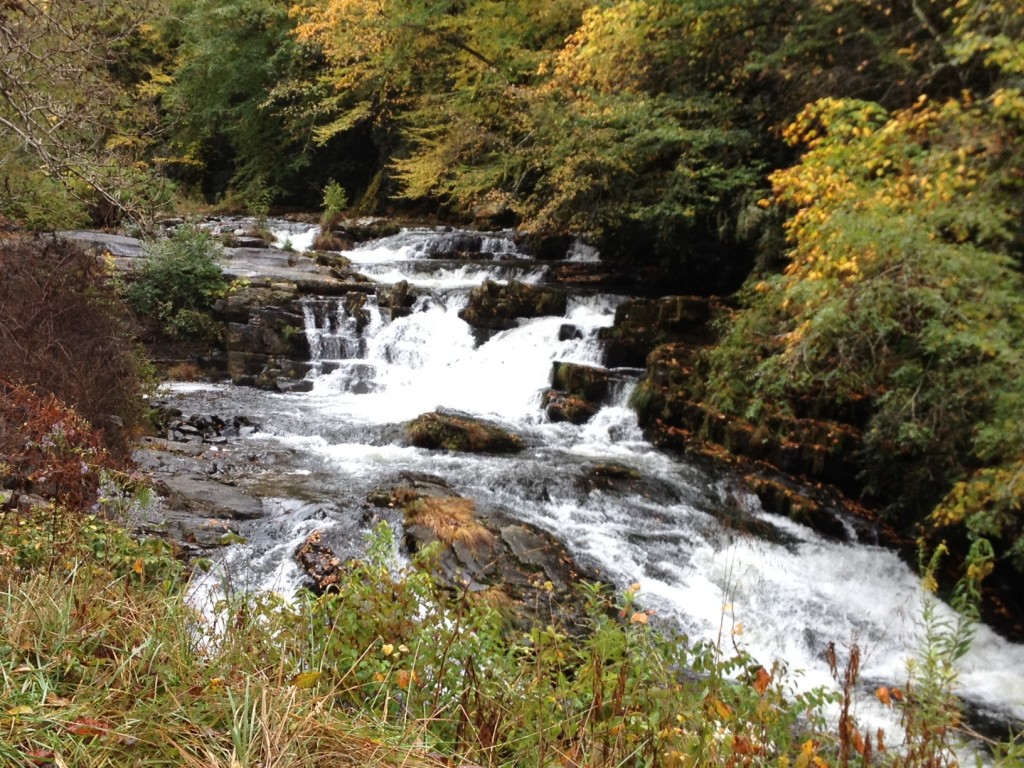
[167,223,1024,748]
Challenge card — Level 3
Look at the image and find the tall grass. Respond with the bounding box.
[1,502,1017,767]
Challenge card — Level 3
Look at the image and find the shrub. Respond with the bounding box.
[124,224,227,342]
[699,93,1024,545]
[0,235,150,456]
[321,179,348,226]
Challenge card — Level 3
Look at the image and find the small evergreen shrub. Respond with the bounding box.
[125,225,227,342]
[321,179,348,226]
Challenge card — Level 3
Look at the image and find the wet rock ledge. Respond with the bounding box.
[133,405,606,631]
[299,474,607,631]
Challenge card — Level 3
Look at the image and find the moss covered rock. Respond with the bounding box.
[407,411,524,453]
[459,279,567,331]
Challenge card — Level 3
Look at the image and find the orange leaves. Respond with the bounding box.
[709,696,733,721]
[23,748,56,765]
[0,380,117,511]
[395,668,419,690]
[752,666,772,696]
[875,685,905,706]
[66,717,112,738]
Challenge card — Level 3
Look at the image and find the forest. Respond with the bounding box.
[1,0,1023,765]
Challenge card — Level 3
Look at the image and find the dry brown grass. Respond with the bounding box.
[404,496,496,553]
[164,361,204,381]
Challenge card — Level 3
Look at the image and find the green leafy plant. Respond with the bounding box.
[698,89,1024,578]
[321,179,348,226]
[888,541,995,768]
[124,224,227,342]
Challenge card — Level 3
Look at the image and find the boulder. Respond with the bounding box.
[513,232,573,261]
[296,530,344,592]
[377,280,417,320]
[544,362,637,425]
[600,295,714,368]
[223,235,270,249]
[549,361,613,402]
[542,391,599,425]
[558,323,583,341]
[343,291,370,332]
[407,411,524,453]
[366,480,607,631]
[459,279,567,331]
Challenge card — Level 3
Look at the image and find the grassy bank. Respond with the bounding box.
[5,484,1024,768]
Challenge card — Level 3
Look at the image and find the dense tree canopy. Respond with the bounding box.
[699,0,1024,593]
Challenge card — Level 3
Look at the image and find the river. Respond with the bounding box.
[160,221,1024,749]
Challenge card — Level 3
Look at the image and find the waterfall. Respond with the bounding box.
[167,222,1024,745]
[301,296,382,375]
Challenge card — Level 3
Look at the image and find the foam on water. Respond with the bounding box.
[180,222,1024,744]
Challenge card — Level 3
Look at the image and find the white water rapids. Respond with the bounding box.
[169,224,1023,750]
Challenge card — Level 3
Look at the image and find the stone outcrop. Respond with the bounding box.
[407,410,524,453]
[599,295,715,368]
[542,392,599,425]
[550,361,614,401]
[376,279,417,320]
[606,303,886,543]
[213,243,380,390]
[542,361,634,425]
[314,216,401,251]
[637,343,863,493]
[215,280,314,391]
[295,530,345,592]
[365,477,605,630]
[512,232,573,261]
[631,339,886,541]
[459,279,567,331]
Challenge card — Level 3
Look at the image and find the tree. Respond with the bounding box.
[515,0,766,278]
[287,0,589,212]
[0,0,171,227]
[158,0,334,206]
[698,75,1024,601]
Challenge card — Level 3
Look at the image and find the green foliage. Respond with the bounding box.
[701,90,1024,535]
[124,224,227,341]
[890,542,995,768]
[522,89,762,272]
[320,179,348,225]
[0,154,92,231]
[283,0,961,271]
[253,523,840,767]
[2,505,1017,767]
[157,0,328,204]
[947,0,1024,79]
[0,0,170,227]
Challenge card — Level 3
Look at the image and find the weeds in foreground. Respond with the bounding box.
[0,498,1018,768]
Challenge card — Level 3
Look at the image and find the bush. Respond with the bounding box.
[0,235,150,456]
[320,179,348,226]
[700,94,1024,531]
[124,224,227,342]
